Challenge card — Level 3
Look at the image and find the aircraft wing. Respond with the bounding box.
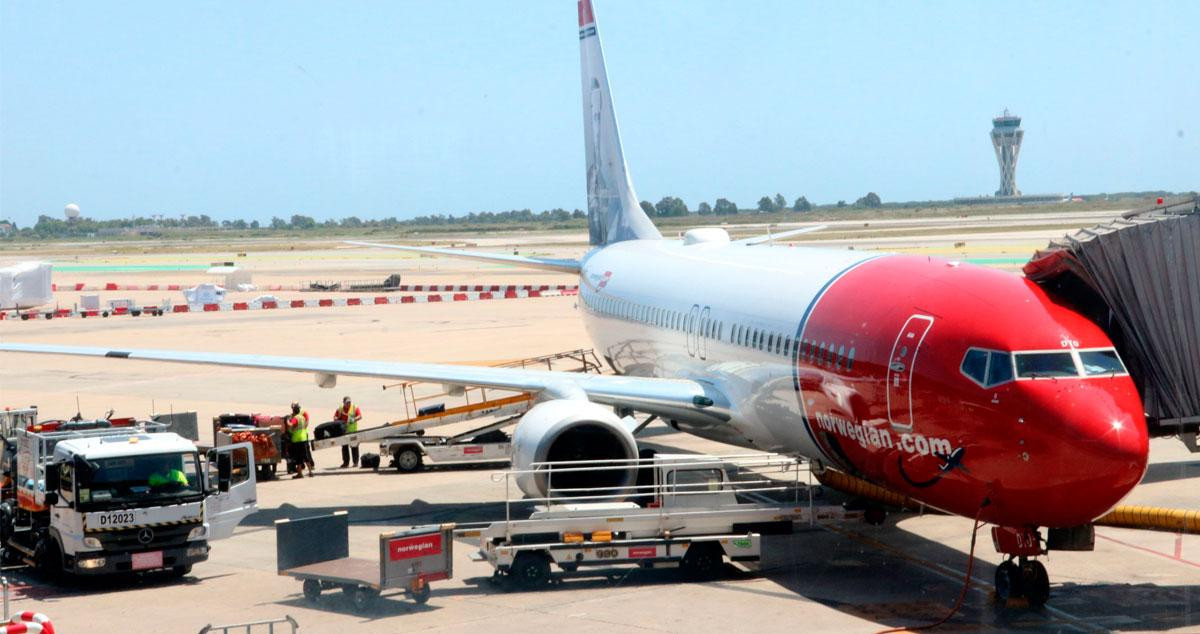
[345,241,581,274]
[733,225,826,246]
[0,343,728,422]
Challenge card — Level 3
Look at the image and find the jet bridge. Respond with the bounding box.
[1024,195,1200,445]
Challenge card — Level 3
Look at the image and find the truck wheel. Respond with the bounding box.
[302,579,322,602]
[35,536,63,583]
[509,552,551,590]
[394,448,423,473]
[680,542,723,581]
[411,582,431,604]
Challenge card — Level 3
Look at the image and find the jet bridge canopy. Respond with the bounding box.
[1024,196,1200,435]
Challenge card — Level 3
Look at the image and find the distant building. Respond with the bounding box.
[991,110,1024,197]
[0,221,13,235]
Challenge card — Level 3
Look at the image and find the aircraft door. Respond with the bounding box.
[204,442,258,541]
[698,306,711,360]
[886,314,934,430]
[686,304,700,357]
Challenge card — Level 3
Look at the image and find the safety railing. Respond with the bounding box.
[384,348,603,420]
[489,452,817,542]
[198,615,299,634]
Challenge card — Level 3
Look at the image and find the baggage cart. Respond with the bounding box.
[276,512,453,612]
[214,414,285,480]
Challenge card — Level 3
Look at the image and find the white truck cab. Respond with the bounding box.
[2,419,257,579]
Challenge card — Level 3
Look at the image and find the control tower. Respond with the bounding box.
[991,110,1023,197]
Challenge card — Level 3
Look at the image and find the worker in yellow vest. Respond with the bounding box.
[334,396,362,468]
[287,402,314,479]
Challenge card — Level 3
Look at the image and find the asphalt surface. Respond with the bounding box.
[1,237,1197,633]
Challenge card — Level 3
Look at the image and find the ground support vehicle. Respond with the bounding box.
[379,417,513,473]
[463,454,862,588]
[0,411,257,580]
[213,414,285,480]
[311,349,603,474]
[276,511,453,612]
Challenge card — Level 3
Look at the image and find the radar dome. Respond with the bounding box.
[64,203,81,219]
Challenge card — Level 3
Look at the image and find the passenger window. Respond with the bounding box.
[837,345,846,368]
[960,349,988,385]
[785,337,793,356]
[1015,352,1079,378]
[1080,349,1126,376]
[847,347,855,371]
[767,334,775,352]
[818,342,826,364]
[987,351,1014,385]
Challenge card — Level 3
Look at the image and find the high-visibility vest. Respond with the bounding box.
[289,411,310,442]
[149,469,188,487]
[338,403,361,434]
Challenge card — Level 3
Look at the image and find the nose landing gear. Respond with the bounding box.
[994,556,1050,607]
[990,525,1050,608]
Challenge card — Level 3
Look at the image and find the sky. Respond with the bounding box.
[1,1,1197,226]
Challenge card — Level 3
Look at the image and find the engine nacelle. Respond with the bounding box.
[511,399,638,499]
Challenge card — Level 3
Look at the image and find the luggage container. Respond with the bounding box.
[275,512,453,612]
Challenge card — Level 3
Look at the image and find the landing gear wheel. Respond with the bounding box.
[993,560,1020,603]
[1021,560,1050,608]
[411,582,431,604]
[680,542,723,581]
[394,448,423,473]
[302,579,322,602]
[509,552,551,590]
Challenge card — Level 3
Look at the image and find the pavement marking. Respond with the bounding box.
[1096,531,1200,569]
[823,524,1104,633]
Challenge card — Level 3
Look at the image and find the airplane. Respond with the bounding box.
[0,0,1148,608]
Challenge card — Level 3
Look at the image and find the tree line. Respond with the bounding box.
[639,192,881,217]
[3,193,887,239]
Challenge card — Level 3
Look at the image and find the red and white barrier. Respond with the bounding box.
[52,282,575,293]
[1,612,54,634]
[1,288,576,321]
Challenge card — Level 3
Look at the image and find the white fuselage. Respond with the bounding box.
[576,238,875,460]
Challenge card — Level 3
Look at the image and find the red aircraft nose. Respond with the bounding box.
[1001,379,1148,527]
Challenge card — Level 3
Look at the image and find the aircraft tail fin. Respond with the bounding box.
[579,0,661,247]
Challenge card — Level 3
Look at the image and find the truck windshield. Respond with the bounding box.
[76,452,203,510]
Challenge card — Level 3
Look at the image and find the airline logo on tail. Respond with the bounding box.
[578,0,662,247]
[578,0,596,38]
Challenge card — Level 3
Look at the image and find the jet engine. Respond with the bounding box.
[511,399,639,499]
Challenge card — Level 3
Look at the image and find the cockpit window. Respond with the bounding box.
[1015,352,1078,378]
[1079,349,1127,376]
[961,349,988,385]
[986,351,1014,385]
[961,348,1014,388]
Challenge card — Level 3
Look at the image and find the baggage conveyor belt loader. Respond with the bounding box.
[457,453,864,589]
[309,349,605,472]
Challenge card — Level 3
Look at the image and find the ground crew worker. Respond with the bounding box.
[334,396,362,468]
[288,402,315,478]
[148,458,189,488]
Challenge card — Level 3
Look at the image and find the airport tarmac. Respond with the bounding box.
[1,222,1197,633]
